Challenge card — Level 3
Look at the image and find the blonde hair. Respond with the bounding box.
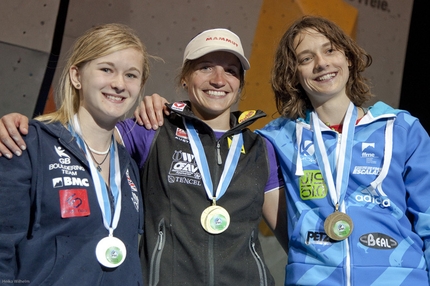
[272,15,373,119]
[36,23,150,124]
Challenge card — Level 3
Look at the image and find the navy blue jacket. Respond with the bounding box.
[0,120,144,286]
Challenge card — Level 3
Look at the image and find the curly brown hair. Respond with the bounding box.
[272,15,373,119]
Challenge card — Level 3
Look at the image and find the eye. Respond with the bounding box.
[126,73,138,79]
[226,68,238,76]
[101,67,112,73]
[299,56,312,65]
[327,48,335,54]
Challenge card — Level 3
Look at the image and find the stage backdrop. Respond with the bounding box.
[0,0,414,129]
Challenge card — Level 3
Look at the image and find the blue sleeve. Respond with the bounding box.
[0,132,34,282]
[264,137,285,193]
[403,117,430,281]
[116,118,156,169]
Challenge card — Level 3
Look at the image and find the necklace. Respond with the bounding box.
[87,145,110,155]
[84,141,110,172]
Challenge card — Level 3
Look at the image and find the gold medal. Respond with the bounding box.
[324,211,353,241]
[200,205,230,234]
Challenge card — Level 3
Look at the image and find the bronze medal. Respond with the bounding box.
[324,211,353,241]
[200,205,230,234]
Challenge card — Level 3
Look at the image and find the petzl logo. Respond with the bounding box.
[306,231,333,245]
[359,233,398,249]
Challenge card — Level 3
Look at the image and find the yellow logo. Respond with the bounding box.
[238,110,256,124]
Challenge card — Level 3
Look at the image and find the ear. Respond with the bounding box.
[70,66,82,89]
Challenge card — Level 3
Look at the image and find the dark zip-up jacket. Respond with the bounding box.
[118,101,275,286]
[0,120,144,286]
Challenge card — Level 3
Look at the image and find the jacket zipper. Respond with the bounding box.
[149,219,166,286]
[249,230,268,286]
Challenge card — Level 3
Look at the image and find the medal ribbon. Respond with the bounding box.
[311,102,357,210]
[183,118,243,202]
[71,115,122,234]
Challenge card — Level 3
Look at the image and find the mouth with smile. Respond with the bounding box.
[315,72,336,82]
[104,93,126,102]
[205,90,228,98]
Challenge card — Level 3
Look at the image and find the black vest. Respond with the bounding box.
[140,102,275,286]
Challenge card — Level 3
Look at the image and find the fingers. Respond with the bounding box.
[0,113,29,159]
[135,93,169,130]
[151,93,169,126]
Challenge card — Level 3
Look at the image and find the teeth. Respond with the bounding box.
[207,90,226,96]
[106,94,123,101]
[317,73,335,81]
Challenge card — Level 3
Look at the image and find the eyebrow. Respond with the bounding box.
[97,61,142,74]
[296,41,332,57]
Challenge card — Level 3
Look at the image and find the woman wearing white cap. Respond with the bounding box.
[0,28,286,286]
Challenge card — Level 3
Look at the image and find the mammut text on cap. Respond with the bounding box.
[183,28,250,70]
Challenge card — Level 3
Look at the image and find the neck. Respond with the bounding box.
[191,107,231,130]
[313,97,352,126]
[77,110,114,153]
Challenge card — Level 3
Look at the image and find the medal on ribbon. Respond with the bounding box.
[184,118,242,235]
[312,103,357,241]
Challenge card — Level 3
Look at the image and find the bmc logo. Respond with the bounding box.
[53,177,90,188]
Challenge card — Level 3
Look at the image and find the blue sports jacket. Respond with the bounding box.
[257,101,430,286]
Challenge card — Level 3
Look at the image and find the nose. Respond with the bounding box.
[111,75,125,93]
[209,67,227,88]
[314,54,329,72]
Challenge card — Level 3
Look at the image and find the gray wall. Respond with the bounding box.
[0,0,413,118]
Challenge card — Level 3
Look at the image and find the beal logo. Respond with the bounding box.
[359,233,398,249]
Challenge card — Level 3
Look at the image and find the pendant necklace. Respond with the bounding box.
[84,141,110,172]
[311,102,357,241]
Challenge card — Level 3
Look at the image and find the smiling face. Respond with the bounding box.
[294,28,350,106]
[184,51,242,123]
[71,48,143,125]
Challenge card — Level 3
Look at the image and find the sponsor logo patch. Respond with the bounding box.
[300,170,327,200]
[171,102,186,112]
[359,233,398,249]
[306,231,334,245]
[59,189,90,218]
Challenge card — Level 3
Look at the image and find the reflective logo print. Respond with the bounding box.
[126,169,139,212]
[306,231,334,245]
[55,145,71,164]
[352,166,381,175]
[361,142,378,164]
[359,233,398,249]
[52,177,90,188]
[300,170,328,200]
[168,150,202,186]
[355,188,391,207]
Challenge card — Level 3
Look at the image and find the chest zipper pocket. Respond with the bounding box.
[149,218,166,286]
[249,230,268,286]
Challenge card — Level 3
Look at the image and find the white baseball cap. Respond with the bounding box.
[183,28,250,70]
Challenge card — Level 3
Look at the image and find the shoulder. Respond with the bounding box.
[256,117,296,139]
[368,101,421,129]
